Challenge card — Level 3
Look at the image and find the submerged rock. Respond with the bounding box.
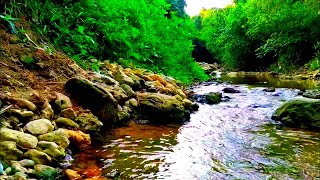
[205,92,222,104]
[222,87,240,93]
[272,98,320,130]
[262,87,275,92]
[65,78,118,126]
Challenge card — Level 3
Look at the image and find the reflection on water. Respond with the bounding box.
[220,73,319,89]
[74,82,320,179]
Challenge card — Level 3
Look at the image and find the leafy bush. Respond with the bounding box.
[198,0,320,72]
[6,0,207,84]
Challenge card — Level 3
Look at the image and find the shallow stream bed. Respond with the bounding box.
[73,76,320,179]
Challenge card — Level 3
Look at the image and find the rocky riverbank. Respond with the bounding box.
[0,59,198,179]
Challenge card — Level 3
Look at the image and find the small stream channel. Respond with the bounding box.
[73,74,320,180]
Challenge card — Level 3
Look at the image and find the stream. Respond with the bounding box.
[72,75,320,180]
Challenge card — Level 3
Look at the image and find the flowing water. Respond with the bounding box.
[73,75,320,180]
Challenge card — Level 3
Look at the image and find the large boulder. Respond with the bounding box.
[272,98,320,130]
[65,78,118,126]
[24,119,54,135]
[0,141,23,162]
[0,128,38,149]
[137,93,188,123]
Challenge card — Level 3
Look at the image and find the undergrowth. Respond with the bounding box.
[3,0,208,84]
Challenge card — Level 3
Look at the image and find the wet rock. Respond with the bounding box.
[205,92,222,104]
[24,119,54,135]
[61,108,77,120]
[137,93,187,122]
[34,165,58,180]
[55,93,72,110]
[272,98,320,130]
[302,89,320,99]
[117,110,130,122]
[75,113,103,132]
[120,84,135,98]
[272,92,282,96]
[249,103,272,108]
[222,87,240,93]
[125,98,138,108]
[8,109,34,117]
[0,141,23,162]
[37,141,65,159]
[38,129,70,149]
[56,117,79,129]
[183,99,199,111]
[12,172,28,180]
[65,169,81,179]
[61,129,91,149]
[24,149,52,165]
[65,78,118,125]
[18,159,35,167]
[262,87,275,92]
[0,128,38,149]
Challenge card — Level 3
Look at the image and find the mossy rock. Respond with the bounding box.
[271,98,320,130]
[65,78,118,127]
[205,92,222,104]
[137,93,187,123]
[34,165,58,180]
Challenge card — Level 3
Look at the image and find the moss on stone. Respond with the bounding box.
[272,98,320,130]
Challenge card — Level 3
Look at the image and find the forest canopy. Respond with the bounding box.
[197,0,320,72]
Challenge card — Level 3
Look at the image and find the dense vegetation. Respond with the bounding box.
[1,0,207,84]
[197,0,320,72]
[1,0,320,82]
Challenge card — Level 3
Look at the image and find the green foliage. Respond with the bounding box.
[0,14,17,34]
[6,0,207,84]
[199,0,320,72]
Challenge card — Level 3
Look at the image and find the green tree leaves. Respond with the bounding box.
[7,0,207,83]
[199,0,320,72]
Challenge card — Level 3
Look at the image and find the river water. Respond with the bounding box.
[72,75,320,180]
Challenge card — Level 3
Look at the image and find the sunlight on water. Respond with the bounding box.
[74,80,320,179]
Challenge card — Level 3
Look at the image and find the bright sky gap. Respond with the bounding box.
[185,0,233,16]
